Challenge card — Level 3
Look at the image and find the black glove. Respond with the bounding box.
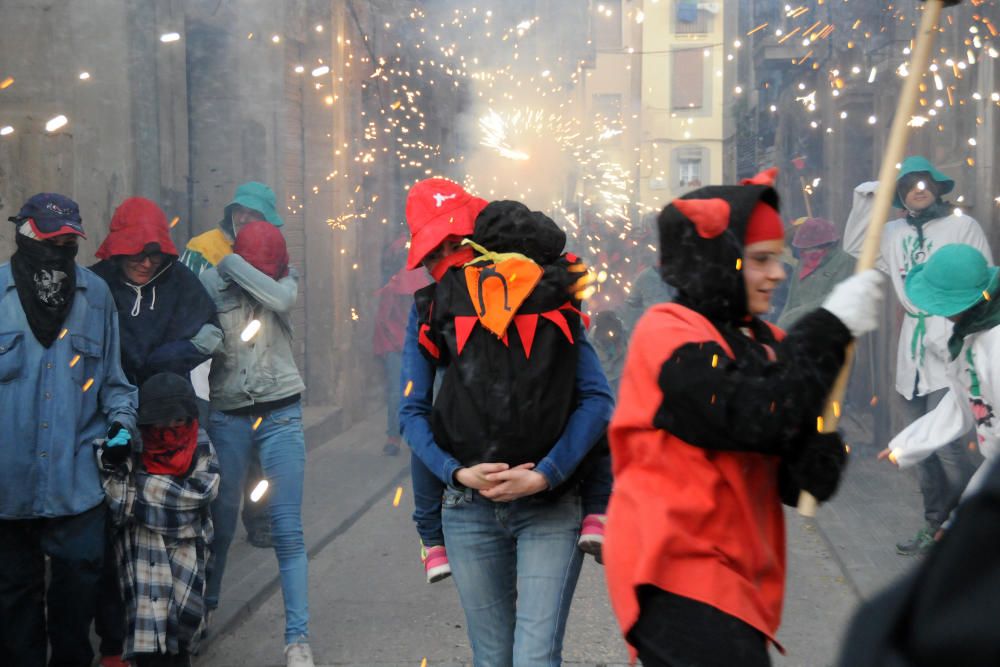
[102,422,133,466]
[779,431,848,506]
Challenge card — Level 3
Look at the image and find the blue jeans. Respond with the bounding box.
[205,402,309,644]
[442,486,584,667]
[411,452,445,546]
[413,452,611,546]
[384,351,402,439]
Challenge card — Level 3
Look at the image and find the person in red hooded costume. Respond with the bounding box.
[604,170,885,666]
[90,197,222,667]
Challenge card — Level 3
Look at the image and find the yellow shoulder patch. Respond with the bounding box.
[186,228,233,267]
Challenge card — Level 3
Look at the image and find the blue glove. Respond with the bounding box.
[107,430,131,448]
[102,423,132,465]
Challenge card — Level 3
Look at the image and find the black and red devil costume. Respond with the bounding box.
[414,200,596,473]
[604,169,853,664]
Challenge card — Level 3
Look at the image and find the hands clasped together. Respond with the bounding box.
[454,462,550,502]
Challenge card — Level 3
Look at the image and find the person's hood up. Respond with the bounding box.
[892,156,954,209]
[658,168,782,323]
[95,197,178,259]
[234,220,289,279]
[221,181,284,237]
[471,200,566,264]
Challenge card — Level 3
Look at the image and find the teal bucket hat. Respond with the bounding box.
[893,156,955,209]
[905,244,999,317]
[228,181,283,227]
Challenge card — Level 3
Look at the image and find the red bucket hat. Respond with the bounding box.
[95,197,178,259]
[791,217,839,249]
[405,178,487,270]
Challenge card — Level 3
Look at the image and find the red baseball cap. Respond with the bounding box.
[405,178,487,270]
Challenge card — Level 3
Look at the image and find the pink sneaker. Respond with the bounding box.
[421,544,452,583]
[578,514,606,564]
[99,657,132,667]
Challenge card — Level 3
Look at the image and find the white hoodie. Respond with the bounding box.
[890,326,1000,497]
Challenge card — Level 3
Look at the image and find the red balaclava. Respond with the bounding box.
[140,420,199,476]
[234,220,290,279]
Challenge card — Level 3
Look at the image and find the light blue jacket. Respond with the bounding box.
[0,263,138,518]
[200,254,305,411]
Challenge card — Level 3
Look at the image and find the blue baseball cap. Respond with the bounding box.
[8,193,86,240]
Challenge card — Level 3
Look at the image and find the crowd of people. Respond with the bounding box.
[0,155,997,666]
[0,184,314,666]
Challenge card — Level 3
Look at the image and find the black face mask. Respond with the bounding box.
[10,233,79,347]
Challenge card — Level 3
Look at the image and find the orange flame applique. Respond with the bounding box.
[464,258,543,338]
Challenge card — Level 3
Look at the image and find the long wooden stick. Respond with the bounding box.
[797,0,946,516]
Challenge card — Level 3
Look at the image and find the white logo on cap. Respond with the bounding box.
[433,192,457,208]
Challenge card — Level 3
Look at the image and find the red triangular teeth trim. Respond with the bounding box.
[418,324,440,359]
[541,310,574,344]
[559,302,590,330]
[454,316,477,356]
[514,314,539,359]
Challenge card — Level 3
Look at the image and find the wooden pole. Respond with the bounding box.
[797,0,947,516]
[799,176,814,218]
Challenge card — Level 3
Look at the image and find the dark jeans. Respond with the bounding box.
[893,389,976,529]
[411,451,445,546]
[580,448,613,517]
[94,514,127,657]
[0,503,105,667]
[628,586,771,667]
[134,648,191,666]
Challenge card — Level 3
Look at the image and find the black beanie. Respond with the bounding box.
[137,372,199,426]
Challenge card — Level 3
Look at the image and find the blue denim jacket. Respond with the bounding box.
[0,263,138,518]
[399,305,613,489]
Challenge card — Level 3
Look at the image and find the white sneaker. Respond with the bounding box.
[285,640,315,667]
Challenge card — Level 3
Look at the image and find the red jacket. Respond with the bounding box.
[605,303,787,651]
[374,266,431,356]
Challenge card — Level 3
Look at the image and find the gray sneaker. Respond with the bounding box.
[285,640,315,667]
[896,526,935,556]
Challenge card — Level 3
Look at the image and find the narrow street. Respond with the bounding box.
[194,411,922,667]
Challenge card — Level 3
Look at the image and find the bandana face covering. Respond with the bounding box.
[10,233,78,347]
[140,420,199,476]
[430,245,475,281]
[798,247,829,279]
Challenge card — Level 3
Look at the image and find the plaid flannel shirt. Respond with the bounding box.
[98,436,220,658]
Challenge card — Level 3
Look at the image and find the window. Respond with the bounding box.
[674,1,715,35]
[672,49,704,110]
[673,146,709,191]
[594,0,623,50]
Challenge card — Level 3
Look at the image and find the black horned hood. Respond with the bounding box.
[658,169,781,323]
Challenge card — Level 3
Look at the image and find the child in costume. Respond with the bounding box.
[97,372,219,667]
[879,243,994,500]
[604,169,884,666]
